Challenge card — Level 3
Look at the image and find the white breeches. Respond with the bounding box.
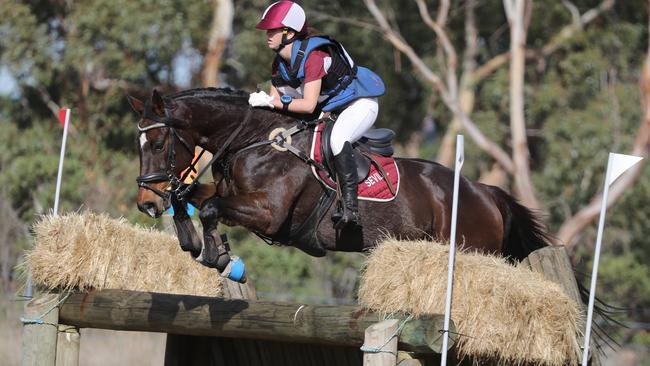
[329,97,379,155]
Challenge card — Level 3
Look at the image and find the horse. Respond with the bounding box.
[130,87,622,359]
[129,87,552,280]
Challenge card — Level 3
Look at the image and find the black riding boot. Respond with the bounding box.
[332,142,360,229]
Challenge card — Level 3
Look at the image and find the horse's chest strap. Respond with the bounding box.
[266,121,329,174]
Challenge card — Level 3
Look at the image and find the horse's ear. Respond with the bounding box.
[151,89,165,115]
[164,98,178,110]
[127,95,144,115]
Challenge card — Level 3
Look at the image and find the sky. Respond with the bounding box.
[0,66,17,96]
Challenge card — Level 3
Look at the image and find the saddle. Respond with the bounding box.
[320,117,395,183]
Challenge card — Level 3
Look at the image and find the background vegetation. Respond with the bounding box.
[1,0,648,363]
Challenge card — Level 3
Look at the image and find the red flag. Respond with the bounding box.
[58,108,69,128]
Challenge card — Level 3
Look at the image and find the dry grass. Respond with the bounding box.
[358,239,582,366]
[26,212,222,297]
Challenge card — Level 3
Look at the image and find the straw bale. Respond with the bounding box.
[27,212,222,297]
[358,239,582,366]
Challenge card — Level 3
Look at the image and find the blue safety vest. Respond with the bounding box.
[272,36,385,112]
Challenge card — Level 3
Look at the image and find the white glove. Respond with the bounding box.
[248,91,275,108]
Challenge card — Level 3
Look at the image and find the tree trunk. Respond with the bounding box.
[201,0,234,87]
[505,0,539,209]
[437,0,478,167]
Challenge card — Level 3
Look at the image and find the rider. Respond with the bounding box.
[248,0,385,229]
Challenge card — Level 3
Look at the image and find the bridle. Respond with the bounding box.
[136,101,255,207]
[136,102,197,207]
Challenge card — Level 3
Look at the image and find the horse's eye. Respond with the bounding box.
[151,140,165,152]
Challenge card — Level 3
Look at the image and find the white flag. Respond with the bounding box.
[607,153,643,186]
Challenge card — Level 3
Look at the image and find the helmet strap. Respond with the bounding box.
[274,28,295,53]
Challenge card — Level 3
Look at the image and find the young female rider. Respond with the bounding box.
[248,1,385,229]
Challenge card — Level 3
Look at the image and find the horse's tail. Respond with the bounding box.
[487,186,552,262]
[488,186,623,354]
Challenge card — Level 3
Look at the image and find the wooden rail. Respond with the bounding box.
[57,289,452,354]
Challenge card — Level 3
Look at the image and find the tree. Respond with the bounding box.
[202,0,234,87]
[361,0,646,244]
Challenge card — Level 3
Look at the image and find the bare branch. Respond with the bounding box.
[503,0,515,21]
[414,0,458,96]
[562,0,581,26]
[364,0,446,92]
[470,0,616,85]
[436,0,450,27]
[541,0,615,55]
[365,0,514,171]
[310,13,381,32]
[36,86,60,119]
[437,0,479,166]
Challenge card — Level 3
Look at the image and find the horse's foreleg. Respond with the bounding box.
[197,196,231,271]
[170,196,202,257]
[198,196,248,283]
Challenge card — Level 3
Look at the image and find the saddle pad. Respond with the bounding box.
[310,122,400,202]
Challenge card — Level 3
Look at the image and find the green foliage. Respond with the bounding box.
[1,0,648,352]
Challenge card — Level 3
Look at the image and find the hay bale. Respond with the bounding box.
[358,239,582,366]
[27,212,222,297]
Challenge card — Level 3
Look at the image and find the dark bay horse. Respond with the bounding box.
[130,87,551,277]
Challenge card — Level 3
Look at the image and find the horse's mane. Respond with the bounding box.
[168,87,298,122]
[169,87,250,105]
[165,87,298,143]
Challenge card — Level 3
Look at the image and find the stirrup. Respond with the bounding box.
[332,203,360,229]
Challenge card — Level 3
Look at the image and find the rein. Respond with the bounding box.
[174,108,254,202]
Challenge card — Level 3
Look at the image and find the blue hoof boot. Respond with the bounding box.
[224,256,246,283]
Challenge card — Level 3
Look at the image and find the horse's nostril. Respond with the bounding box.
[138,201,158,218]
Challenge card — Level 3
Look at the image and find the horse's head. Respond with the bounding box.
[128,89,196,218]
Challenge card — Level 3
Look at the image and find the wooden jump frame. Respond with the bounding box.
[21,288,453,366]
[21,246,598,366]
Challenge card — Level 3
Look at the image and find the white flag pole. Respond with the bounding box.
[580,154,612,366]
[25,109,71,298]
[53,108,71,215]
[441,135,464,366]
[581,152,643,365]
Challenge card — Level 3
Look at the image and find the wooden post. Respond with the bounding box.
[523,246,601,366]
[363,319,398,366]
[56,325,80,366]
[22,293,60,366]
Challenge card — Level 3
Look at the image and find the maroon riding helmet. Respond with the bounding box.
[256,1,307,32]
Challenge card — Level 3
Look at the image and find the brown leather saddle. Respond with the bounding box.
[319,118,395,184]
